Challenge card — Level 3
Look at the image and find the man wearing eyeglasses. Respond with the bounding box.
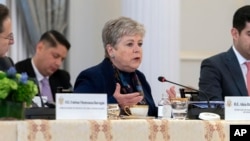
[0,4,14,71]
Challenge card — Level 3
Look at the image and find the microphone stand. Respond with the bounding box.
[160,78,211,108]
[158,76,226,119]
[33,78,45,108]
[39,93,45,108]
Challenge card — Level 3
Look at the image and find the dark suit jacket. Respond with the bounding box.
[74,58,157,117]
[199,47,248,101]
[0,57,14,71]
[15,58,72,101]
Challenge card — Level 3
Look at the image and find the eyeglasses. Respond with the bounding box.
[0,32,14,41]
[0,33,14,45]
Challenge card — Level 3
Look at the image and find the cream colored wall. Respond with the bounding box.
[180,0,250,88]
[68,0,122,85]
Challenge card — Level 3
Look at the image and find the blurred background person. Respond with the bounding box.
[167,5,250,101]
[15,30,71,103]
[74,16,157,116]
[0,4,14,71]
[199,5,250,101]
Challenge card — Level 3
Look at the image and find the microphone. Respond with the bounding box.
[38,92,45,108]
[45,102,55,108]
[32,78,45,108]
[158,76,211,108]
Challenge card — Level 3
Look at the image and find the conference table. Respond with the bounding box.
[0,118,248,141]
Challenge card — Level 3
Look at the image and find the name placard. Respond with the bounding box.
[56,93,107,120]
[225,96,250,120]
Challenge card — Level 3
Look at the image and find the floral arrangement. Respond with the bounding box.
[0,67,38,106]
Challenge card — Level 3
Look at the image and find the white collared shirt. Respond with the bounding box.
[232,46,248,86]
[31,58,49,92]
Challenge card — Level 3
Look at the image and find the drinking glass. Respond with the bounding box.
[170,98,189,120]
[107,104,120,119]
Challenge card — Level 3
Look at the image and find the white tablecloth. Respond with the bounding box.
[0,119,248,141]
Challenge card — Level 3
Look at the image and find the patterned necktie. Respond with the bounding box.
[40,77,53,102]
[246,62,250,96]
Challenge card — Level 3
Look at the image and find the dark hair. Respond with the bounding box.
[233,5,250,33]
[0,4,9,33]
[39,30,71,50]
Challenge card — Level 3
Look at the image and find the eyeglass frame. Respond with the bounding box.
[0,32,14,41]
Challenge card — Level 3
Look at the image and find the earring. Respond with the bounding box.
[111,54,115,58]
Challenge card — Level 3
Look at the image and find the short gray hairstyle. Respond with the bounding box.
[102,16,145,57]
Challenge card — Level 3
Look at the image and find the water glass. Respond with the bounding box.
[170,98,189,120]
[107,104,120,119]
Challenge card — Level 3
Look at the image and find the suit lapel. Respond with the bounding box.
[25,59,37,78]
[101,58,116,95]
[49,76,57,100]
[22,59,41,97]
[225,48,248,96]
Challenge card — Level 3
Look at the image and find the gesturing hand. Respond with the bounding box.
[166,86,176,99]
[113,83,143,108]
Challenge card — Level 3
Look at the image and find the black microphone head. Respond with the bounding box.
[158,76,166,82]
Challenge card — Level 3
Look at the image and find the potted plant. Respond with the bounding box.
[0,67,38,119]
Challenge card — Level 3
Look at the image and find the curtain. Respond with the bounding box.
[9,0,69,60]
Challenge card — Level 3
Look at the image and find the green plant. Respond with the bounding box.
[0,67,38,106]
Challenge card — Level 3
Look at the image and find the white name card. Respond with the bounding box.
[225,96,250,120]
[56,93,107,120]
[32,96,47,107]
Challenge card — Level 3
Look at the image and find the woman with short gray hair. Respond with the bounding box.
[74,16,157,117]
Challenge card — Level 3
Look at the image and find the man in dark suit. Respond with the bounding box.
[0,4,14,71]
[167,5,250,101]
[199,48,248,101]
[15,30,72,103]
[199,5,250,101]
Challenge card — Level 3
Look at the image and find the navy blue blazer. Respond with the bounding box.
[0,57,14,71]
[74,58,157,116]
[199,47,248,101]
